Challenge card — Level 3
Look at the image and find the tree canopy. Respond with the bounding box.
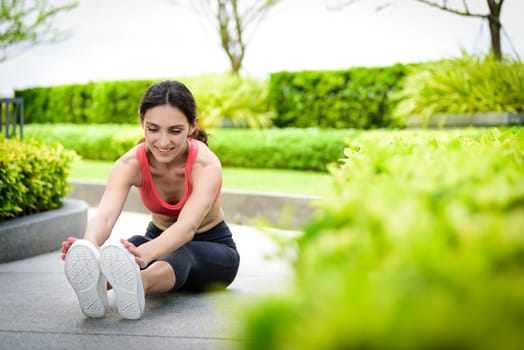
[0,0,78,63]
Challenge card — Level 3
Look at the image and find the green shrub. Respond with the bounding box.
[24,124,143,161]
[236,128,524,349]
[89,80,152,123]
[15,74,273,128]
[24,124,356,172]
[181,73,275,128]
[15,87,50,124]
[209,128,357,171]
[0,137,78,221]
[16,81,152,124]
[269,65,410,129]
[393,53,524,123]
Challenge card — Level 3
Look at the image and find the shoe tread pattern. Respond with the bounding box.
[65,243,106,318]
[100,245,144,319]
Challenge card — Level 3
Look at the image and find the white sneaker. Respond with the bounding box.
[100,242,145,320]
[64,239,108,318]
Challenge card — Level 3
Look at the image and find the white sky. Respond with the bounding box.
[1,0,523,96]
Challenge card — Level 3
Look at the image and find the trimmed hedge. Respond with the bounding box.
[24,124,356,172]
[15,66,413,129]
[269,64,411,129]
[15,56,522,130]
[14,74,273,128]
[24,124,144,161]
[236,127,524,349]
[0,138,78,221]
[16,80,157,124]
[209,128,357,172]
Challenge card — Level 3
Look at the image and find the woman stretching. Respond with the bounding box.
[60,80,240,320]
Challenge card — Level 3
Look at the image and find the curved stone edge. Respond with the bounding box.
[220,189,321,228]
[405,112,524,128]
[67,180,320,229]
[0,199,88,263]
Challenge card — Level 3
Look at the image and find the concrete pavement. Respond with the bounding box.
[0,210,295,350]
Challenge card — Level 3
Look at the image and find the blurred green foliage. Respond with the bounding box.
[0,137,78,221]
[24,124,356,172]
[15,53,524,129]
[181,73,274,128]
[236,127,524,349]
[209,128,358,171]
[14,54,523,130]
[269,64,410,128]
[393,53,524,123]
[23,124,143,161]
[15,74,273,128]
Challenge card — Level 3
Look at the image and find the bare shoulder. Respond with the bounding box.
[191,139,222,184]
[109,144,142,187]
[194,139,221,169]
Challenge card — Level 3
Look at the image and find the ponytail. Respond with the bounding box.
[191,127,208,146]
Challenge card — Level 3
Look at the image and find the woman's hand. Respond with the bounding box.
[60,237,78,261]
[120,238,149,269]
[60,237,101,261]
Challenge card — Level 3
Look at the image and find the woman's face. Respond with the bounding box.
[141,104,196,163]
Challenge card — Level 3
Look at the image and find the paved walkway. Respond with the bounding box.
[0,210,295,350]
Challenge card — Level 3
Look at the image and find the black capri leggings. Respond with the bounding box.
[128,221,240,292]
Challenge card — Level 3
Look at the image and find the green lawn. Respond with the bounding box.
[70,160,332,196]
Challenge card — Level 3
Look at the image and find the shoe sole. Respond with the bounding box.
[100,244,145,320]
[64,240,107,318]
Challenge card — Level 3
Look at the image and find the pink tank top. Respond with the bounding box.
[136,139,198,218]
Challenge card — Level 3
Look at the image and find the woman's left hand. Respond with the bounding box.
[120,238,149,269]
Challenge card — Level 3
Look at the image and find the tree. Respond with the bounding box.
[0,0,78,63]
[173,0,283,75]
[328,0,507,61]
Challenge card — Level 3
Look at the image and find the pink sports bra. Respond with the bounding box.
[136,139,198,218]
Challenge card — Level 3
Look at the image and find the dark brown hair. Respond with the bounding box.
[138,80,208,145]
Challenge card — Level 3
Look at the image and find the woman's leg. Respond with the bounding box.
[160,241,240,292]
[131,221,239,294]
[141,261,176,294]
[129,232,177,294]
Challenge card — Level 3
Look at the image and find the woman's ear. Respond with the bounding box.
[189,117,199,136]
[138,110,144,128]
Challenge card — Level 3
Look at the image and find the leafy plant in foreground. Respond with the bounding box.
[236,128,524,350]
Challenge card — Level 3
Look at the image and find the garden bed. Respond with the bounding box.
[0,199,87,263]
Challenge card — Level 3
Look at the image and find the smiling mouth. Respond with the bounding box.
[156,146,173,154]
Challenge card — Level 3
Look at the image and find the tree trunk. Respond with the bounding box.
[487,0,503,60]
[217,0,244,75]
[231,55,242,75]
[412,0,506,60]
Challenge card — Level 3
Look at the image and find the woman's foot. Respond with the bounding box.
[64,239,108,318]
[100,242,145,320]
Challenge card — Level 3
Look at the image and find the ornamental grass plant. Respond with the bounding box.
[392,53,524,124]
